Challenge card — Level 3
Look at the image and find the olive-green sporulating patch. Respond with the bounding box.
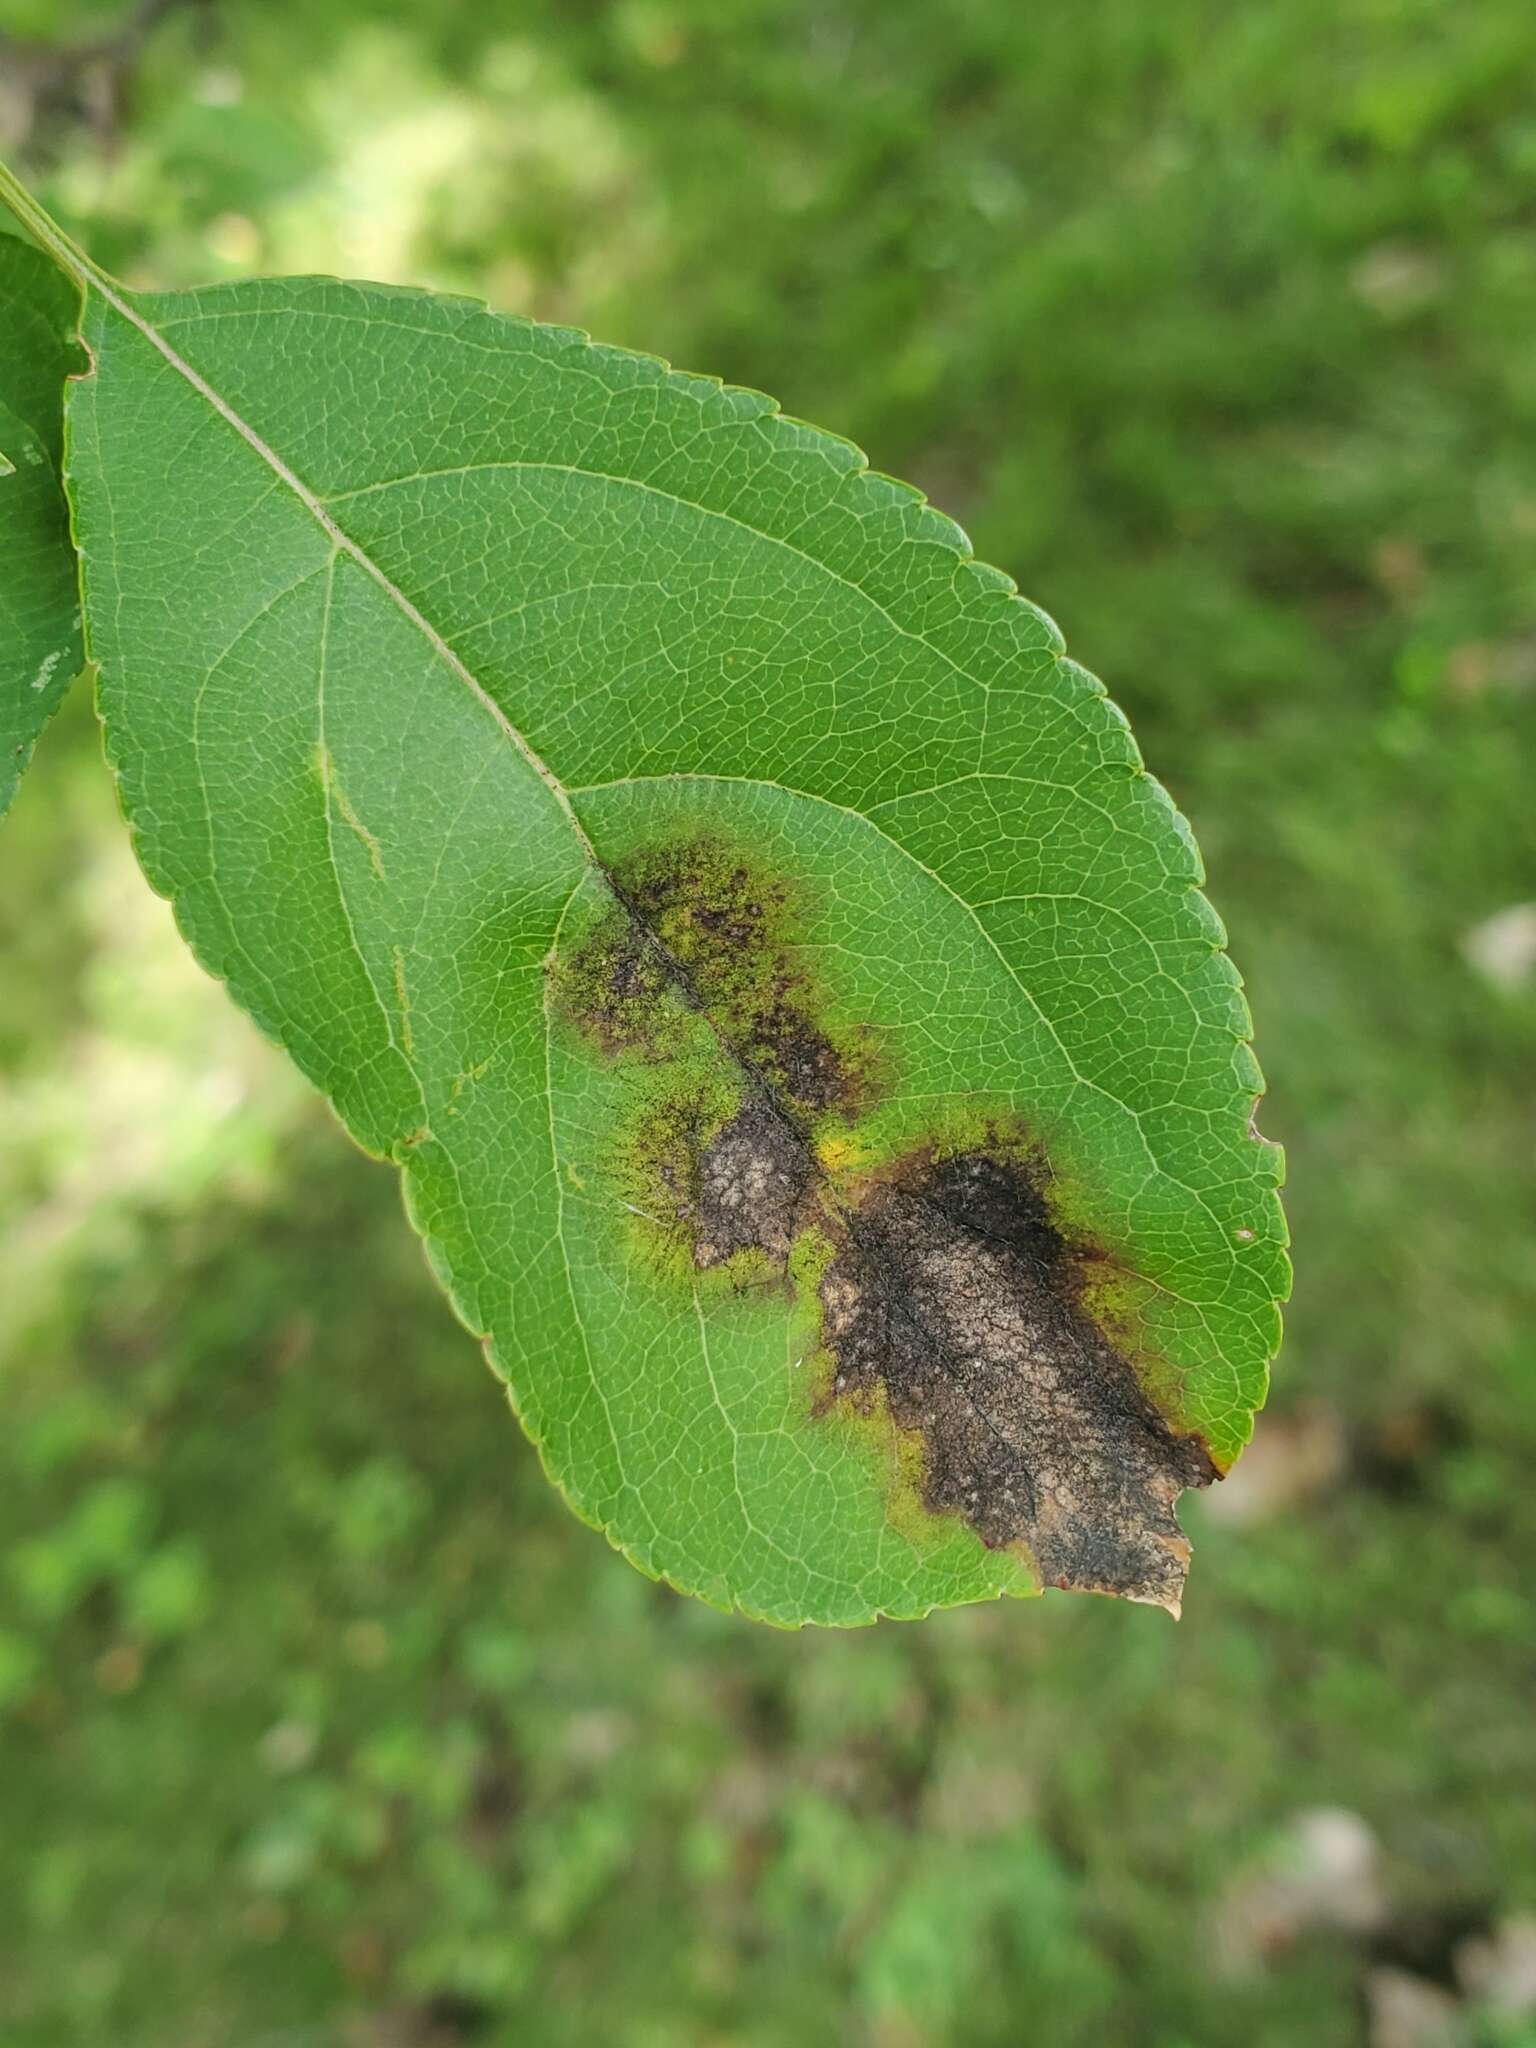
[553,835,1216,1611]
[603,836,874,1113]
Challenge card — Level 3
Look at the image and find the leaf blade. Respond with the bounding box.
[68,273,1286,1624]
[0,235,85,818]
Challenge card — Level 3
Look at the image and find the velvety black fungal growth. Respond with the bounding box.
[818,1151,1217,1608]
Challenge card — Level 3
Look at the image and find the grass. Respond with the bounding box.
[2,0,1534,2041]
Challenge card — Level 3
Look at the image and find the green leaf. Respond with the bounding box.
[23,222,1286,1624]
[0,234,85,818]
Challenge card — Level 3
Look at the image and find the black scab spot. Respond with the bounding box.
[819,1152,1217,1610]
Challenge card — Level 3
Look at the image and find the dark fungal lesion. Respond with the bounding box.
[818,1150,1217,1609]
[550,832,1217,1611]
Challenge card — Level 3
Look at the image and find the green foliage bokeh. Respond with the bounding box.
[1,1,1534,2043]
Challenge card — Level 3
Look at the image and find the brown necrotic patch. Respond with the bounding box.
[818,1149,1217,1610]
[693,1099,812,1268]
[551,833,1216,1609]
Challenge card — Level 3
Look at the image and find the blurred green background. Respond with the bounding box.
[2,1,1534,2043]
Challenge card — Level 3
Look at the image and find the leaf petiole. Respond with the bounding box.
[0,158,110,299]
